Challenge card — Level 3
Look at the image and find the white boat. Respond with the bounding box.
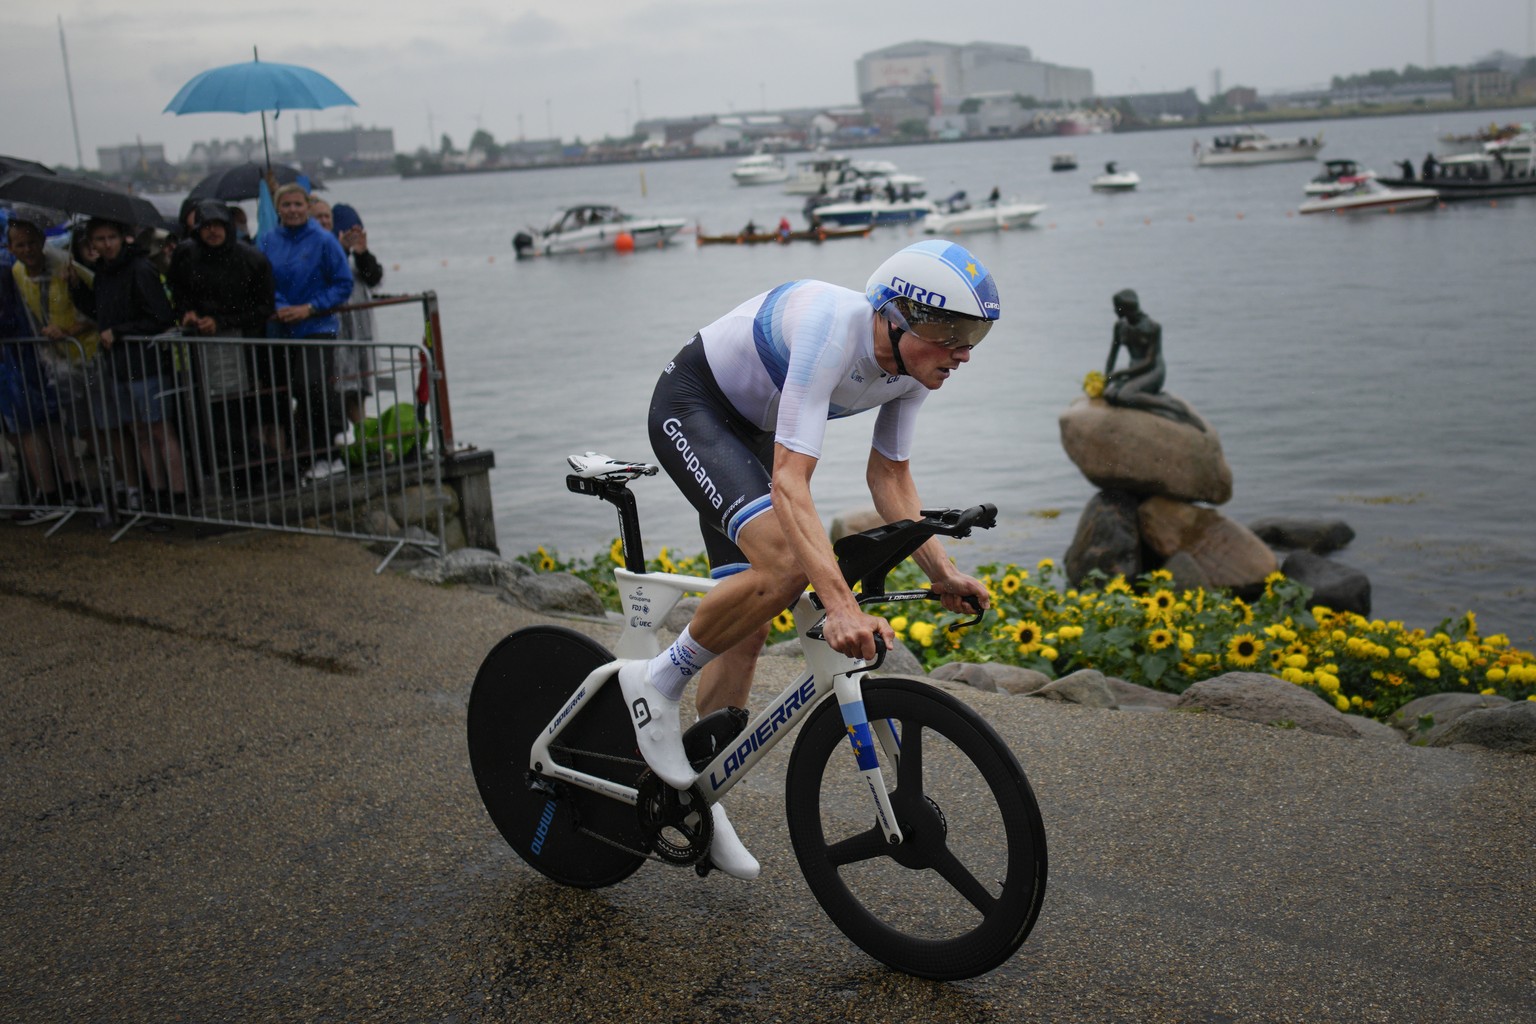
[923,194,1045,234]
[1305,159,1376,196]
[1090,163,1140,191]
[512,204,687,257]
[807,196,937,227]
[1298,177,1439,215]
[1195,126,1324,166]
[784,152,855,195]
[730,152,789,186]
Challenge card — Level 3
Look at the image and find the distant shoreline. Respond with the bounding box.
[392,99,1536,181]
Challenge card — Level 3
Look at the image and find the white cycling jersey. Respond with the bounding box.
[697,280,928,461]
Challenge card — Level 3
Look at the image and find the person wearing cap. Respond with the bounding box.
[308,197,383,444]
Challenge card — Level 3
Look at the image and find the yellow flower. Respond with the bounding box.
[1036,558,1056,572]
[1083,370,1106,398]
[1334,694,1350,712]
[1226,633,1264,668]
[610,537,625,565]
[1000,573,1022,595]
[1105,576,1133,595]
[536,545,557,572]
[1178,631,1195,651]
[1040,645,1059,660]
[1011,620,1044,654]
[1487,668,1506,683]
[909,621,936,647]
[772,609,795,632]
[1148,628,1174,651]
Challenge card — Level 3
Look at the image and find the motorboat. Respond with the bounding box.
[730,152,789,186]
[1305,159,1376,196]
[1195,126,1324,166]
[1051,153,1078,172]
[806,195,937,227]
[1378,132,1536,200]
[1298,177,1439,215]
[922,192,1045,234]
[1090,162,1140,191]
[512,204,687,257]
[783,152,855,194]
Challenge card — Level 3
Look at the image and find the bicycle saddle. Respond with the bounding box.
[566,452,659,481]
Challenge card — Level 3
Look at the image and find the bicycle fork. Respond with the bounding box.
[832,670,905,848]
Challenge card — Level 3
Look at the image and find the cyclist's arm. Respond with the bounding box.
[866,449,990,615]
[773,444,893,661]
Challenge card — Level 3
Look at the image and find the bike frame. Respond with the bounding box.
[527,567,907,846]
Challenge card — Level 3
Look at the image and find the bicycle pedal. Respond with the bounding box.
[683,706,750,770]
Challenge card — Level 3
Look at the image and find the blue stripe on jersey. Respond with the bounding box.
[726,493,775,544]
[752,281,803,390]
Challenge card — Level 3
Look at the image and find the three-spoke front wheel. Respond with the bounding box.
[784,678,1047,980]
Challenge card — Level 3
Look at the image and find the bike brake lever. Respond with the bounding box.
[804,623,888,677]
[945,594,986,633]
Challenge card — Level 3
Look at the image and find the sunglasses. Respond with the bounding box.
[896,298,994,349]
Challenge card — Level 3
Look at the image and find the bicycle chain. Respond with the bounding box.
[548,743,645,769]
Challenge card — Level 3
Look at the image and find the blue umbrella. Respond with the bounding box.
[163,47,356,169]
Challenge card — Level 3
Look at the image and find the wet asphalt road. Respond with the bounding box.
[2,526,1533,1024]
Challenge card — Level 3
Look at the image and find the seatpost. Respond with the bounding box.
[566,475,647,572]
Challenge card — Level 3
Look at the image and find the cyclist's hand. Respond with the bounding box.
[930,572,990,616]
[822,605,894,662]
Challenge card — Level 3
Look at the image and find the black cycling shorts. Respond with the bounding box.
[648,336,775,578]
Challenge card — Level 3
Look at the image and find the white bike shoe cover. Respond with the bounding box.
[617,660,697,790]
[708,802,761,880]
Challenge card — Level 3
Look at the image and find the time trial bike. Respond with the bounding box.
[466,453,1047,980]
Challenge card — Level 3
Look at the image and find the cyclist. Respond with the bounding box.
[621,239,997,879]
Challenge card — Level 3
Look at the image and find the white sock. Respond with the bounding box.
[647,625,717,702]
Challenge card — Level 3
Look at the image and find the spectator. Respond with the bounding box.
[308,197,382,442]
[7,213,108,514]
[258,183,353,482]
[71,218,183,524]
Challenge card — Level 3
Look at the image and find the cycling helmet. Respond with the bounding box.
[865,239,1000,352]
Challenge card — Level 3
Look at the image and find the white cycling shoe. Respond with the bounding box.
[708,803,761,880]
[617,660,697,790]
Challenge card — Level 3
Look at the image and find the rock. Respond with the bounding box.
[1249,516,1356,554]
[502,571,606,616]
[1172,671,1362,738]
[1429,702,1536,753]
[1058,396,1232,505]
[1390,692,1512,743]
[1029,668,1119,708]
[1105,676,1180,711]
[931,661,1051,695]
[388,483,457,529]
[664,596,702,632]
[830,507,885,542]
[1344,715,1407,744]
[762,638,804,658]
[1161,551,1210,592]
[406,547,514,585]
[1064,490,1142,586]
[1280,550,1371,616]
[1138,497,1279,591]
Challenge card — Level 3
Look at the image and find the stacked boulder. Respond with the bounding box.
[1058,394,1370,612]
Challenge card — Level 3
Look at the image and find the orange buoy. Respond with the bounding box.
[614,231,636,253]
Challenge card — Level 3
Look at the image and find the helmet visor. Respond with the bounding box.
[895,297,994,349]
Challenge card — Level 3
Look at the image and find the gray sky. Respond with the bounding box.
[3,0,1531,169]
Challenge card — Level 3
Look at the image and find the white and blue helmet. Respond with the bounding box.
[865,239,1000,348]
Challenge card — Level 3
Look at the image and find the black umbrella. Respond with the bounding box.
[0,154,57,176]
[0,171,167,229]
[187,161,325,202]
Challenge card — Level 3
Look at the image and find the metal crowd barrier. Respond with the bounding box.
[2,294,451,570]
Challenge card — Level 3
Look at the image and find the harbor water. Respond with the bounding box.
[329,108,1536,647]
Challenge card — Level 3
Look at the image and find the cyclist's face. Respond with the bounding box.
[904,331,975,391]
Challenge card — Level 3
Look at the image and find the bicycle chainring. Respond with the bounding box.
[634,772,714,866]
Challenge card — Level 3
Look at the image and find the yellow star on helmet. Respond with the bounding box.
[965,261,978,278]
